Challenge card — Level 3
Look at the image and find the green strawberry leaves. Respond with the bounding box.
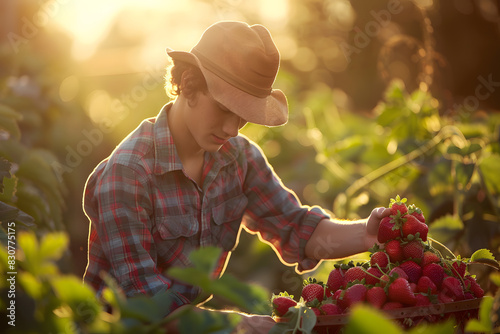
[469,249,500,270]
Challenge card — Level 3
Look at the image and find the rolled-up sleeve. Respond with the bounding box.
[240,139,329,273]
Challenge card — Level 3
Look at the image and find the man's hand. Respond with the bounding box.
[364,207,391,249]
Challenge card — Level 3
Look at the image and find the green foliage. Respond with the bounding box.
[301,79,500,261]
[167,246,271,316]
[469,249,500,270]
[0,229,273,334]
[0,98,66,230]
[465,296,495,333]
[471,249,496,262]
[343,304,459,334]
[429,214,463,245]
[344,305,404,334]
[465,274,500,333]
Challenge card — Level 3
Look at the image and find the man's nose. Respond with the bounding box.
[223,114,242,138]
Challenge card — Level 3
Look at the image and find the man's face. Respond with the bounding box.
[185,92,247,152]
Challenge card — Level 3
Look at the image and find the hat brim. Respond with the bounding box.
[167,48,288,127]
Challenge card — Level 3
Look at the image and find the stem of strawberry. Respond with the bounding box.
[443,260,466,287]
[428,236,455,259]
[292,305,303,334]
[374,263,389,275]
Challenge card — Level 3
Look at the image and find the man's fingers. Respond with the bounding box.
[366,207,391,235]
[379,207,391,218]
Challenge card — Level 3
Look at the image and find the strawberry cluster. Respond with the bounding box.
[271,196,485,318]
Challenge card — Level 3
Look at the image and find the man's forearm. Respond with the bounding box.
[305,218,370,260]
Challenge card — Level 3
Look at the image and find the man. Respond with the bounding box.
[83,21,390,331]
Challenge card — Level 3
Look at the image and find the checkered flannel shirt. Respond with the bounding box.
[83,103,329,315]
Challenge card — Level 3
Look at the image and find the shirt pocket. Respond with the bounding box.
[154,215,199,266]
[155,214,199,240]
[211,194,248,251]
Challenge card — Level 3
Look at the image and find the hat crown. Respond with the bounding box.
[191,21,280,98]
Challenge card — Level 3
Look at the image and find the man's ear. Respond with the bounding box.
[180,70,199,107]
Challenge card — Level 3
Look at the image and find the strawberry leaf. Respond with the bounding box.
[470,249,496,262]
[389,195,407,206]
[469,249,499,270]
[369,244,381,253]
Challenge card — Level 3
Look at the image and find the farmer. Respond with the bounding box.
[83,21,390,331]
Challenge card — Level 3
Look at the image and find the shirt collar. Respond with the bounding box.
[153,103,183,174]
[153,103,239,175]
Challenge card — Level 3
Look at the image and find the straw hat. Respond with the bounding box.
[166,21,288,126]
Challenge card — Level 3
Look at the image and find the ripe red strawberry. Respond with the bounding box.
[311,307,321,316]
[344,267,366,284]
[272,295,297,316]
[366,286,387,309]
[325,287,334,299]
[385,239,404,263]
[301,283,324,303]
[451,260,467,278]
[408,204,425,223]
[371,251,390,269]
[417,276,437,294]
[402,240,424,260]
[389,266,409,281]
[422,263,445,288]
[343,284,367,308]
[415,293,431,306]
[464,275,484,298]
[382,301,403,310]
[320,303,342,315]
[389,195,408,216]
[401,215,428,241]
[365,267,384,286]
[388,278,417,306]
[333,289,347,310]
[327,268,345,292]
[421,251,441,267]
[464,292,475,300]
[377,216,401,243]
[441,276,465,301]
[379,274,390,287]
[438,291,454,303]
[399,261,422,283]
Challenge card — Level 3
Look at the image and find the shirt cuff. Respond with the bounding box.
[296,206,330,273]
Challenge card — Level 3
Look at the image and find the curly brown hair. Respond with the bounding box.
[164,60,208,101]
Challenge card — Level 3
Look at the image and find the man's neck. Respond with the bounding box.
[168,98,205,163]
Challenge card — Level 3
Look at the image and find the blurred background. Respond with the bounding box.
[1,0,499,301]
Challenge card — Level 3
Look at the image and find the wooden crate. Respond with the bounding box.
[275,298,482,333]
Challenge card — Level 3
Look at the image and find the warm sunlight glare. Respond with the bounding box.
[53,0,193,61]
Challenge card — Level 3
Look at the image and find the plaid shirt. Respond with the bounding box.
[83,103,329,314]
